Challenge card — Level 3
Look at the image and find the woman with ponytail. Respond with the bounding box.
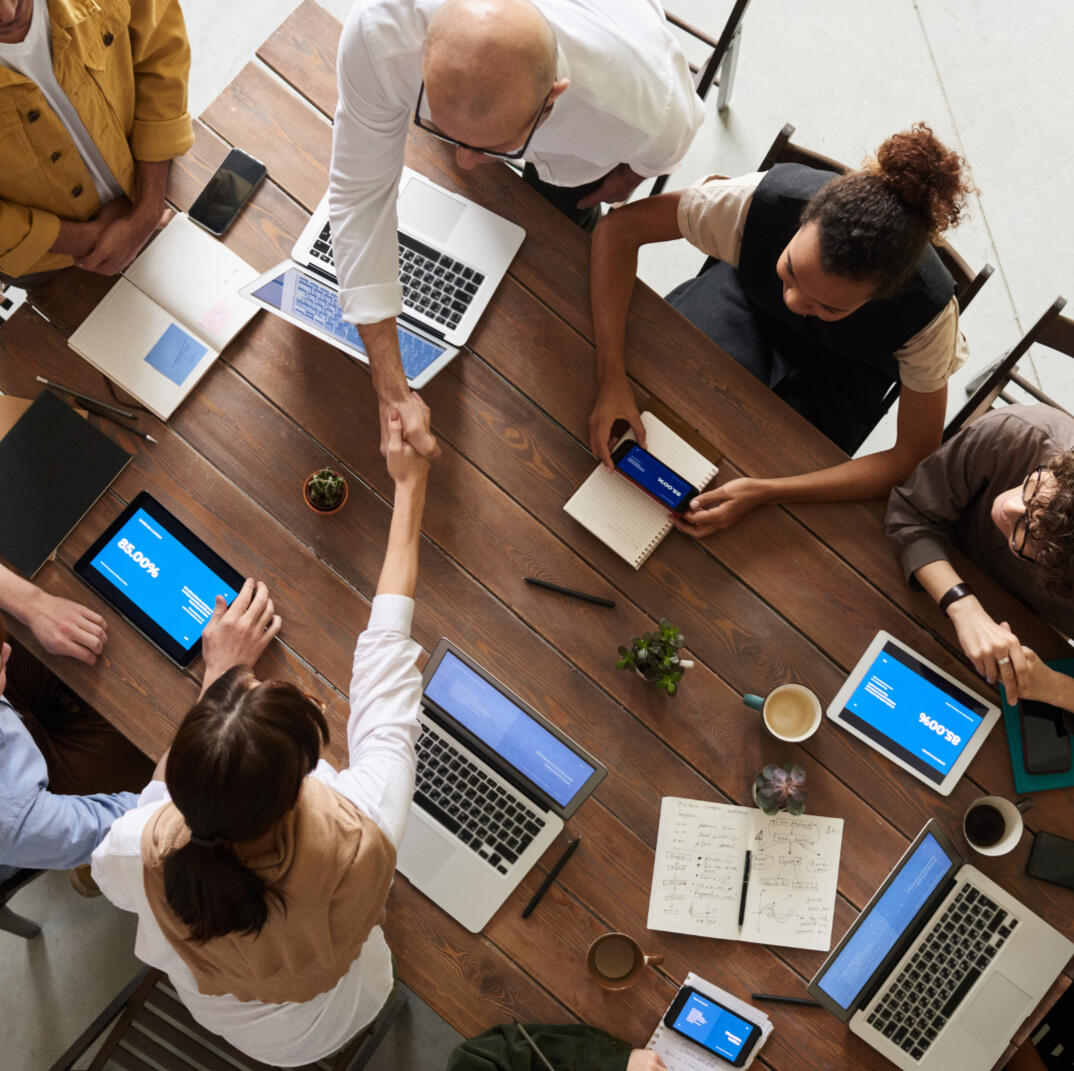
[91,410,430,1065]
[588,124,976,535]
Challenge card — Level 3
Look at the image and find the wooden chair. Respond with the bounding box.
[650,0,753,196]
[47,968,408,1071]
[0,867,44,939]
[944,296,1071,440]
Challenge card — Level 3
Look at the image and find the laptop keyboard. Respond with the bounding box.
[413,721,546,875]
[865,884,1019,1061]
[311,222,484,331]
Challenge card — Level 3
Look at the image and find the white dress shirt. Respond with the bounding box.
[92,595,422,1067]
[329,0,704,324]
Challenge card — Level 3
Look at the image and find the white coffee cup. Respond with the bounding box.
[962,795,1032,856]
[743,684,823,743]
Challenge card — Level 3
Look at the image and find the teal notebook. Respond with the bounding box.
[1000,656,1074,792]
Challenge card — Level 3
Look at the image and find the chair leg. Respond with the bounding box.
[0,904,41,939]
[715,22,743,111]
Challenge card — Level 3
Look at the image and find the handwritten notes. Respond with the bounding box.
[648,798,843,951]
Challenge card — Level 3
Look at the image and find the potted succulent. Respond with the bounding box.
[303,467,349,515]
[752,763,808,815]
[616,618,693,697]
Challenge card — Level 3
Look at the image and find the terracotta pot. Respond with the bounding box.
[303,471,348,515]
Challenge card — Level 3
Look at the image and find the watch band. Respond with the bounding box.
[938,582,974,615]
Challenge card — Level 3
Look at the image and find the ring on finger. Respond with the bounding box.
[997,656,1011,666]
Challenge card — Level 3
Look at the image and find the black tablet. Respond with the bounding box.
[75,492,245,667]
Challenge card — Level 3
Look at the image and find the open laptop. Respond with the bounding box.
[396,638,607,933]
[808,819,1074,1070]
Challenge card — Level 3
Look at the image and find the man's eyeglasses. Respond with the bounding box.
[413,81,551,162]
[1011,466,1045,561]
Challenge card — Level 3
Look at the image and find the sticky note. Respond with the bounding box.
[144,323,208,386]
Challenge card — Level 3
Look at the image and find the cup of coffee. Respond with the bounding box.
[586,932,663,990]
[962,795,1033,856]
[743,684,823,743]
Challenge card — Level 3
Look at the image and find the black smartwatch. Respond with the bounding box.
[938,582,974,615]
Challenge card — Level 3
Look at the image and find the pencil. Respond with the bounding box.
[36,375,137,420]
[83,404,157,443]
[751,993,821,1007]
[514,1021,557,1071]
[523,576,615,609]
[521,836,581,918]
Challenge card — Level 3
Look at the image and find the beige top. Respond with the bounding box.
[676,172,969,394]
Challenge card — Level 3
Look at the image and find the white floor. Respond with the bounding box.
[4,2,1074,1068]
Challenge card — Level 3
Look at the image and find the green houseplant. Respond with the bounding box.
[303,467,349,514]
[616,618,693,697]
[752,763,808,815]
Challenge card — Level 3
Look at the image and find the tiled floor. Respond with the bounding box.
[3,1,1073,1068]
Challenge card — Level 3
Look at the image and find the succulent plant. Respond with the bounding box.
[616,618,693,697]
[305,467,347,511]
[753,763,807,815]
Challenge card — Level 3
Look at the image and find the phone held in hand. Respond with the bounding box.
[1027,830,1074,891]
[663,986,763,1067]
[188,148,267,237]
[611,440,700,515]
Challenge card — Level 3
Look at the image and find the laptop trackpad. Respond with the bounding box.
[400,811,455,876]
[399,179,465,244]
[959,974,1031,1049]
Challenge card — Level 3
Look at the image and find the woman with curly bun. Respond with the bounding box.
[887,404,1074,709]
[587,124,976,535]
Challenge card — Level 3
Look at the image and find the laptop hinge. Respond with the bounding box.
[401,311,445,341]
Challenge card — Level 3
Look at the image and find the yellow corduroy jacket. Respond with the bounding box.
[0,0,194,277]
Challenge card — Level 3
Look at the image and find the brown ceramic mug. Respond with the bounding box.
[586,932,663,990]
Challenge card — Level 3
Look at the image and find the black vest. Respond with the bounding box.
[737,164,955,371]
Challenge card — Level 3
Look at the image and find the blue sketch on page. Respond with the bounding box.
[145,323,208,386]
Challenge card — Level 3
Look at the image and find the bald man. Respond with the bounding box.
[329,0,703,459]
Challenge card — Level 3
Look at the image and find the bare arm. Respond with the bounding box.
[377,406,430,598]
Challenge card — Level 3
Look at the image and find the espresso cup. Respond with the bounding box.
[743,684,823,743]
[962,795,1033,856]
[586,932,663,990]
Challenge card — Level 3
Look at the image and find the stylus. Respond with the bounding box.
[524,576,615,609]
[514,1021,557,1071]
[84,404,157,444]
[521,836,581,918]
[738,849,751,927]
[36,376,138,420]
[751,994,821,1007]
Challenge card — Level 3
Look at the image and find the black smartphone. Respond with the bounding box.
[1027,830,1074,891]
[188,148,267,236]
[1020,698,1071,774]
[610,440,700,515]
[663,986,762,1067]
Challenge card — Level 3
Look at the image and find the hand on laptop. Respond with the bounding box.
[380,390,440,461]
[200,579,281,695]
[589,376,646,470]
[25,587,108,665]
[672,477,767,537]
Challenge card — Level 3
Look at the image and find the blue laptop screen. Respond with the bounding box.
[840,642,988,784]
[815,832,953,1010]
[423,651,596,807]
[89,507,239,650]
[250,268,446,381]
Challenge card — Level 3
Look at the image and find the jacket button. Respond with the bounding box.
[72,185,83,197]
[27,109,40,122]
[50,151,61,162]
[103,32,114,46]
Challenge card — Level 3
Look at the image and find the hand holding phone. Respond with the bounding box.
[188,148,267,237]
[611,440,699,515]
[663,986,762,1067]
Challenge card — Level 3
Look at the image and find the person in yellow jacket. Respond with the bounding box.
[0,0,193,284]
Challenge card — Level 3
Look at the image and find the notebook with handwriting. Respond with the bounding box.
[564,412,718,569]
[67,213,258,420]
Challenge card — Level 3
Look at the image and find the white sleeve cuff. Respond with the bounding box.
[338,281,404,325]
[366,593,415,634]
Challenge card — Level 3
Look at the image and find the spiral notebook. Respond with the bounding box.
[564,412,718,569]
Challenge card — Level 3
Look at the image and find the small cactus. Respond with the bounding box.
[616,618,693,697]
[753,763,807,815]
[305,468,347,511]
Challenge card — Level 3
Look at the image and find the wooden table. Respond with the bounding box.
[2,5,1071,1067]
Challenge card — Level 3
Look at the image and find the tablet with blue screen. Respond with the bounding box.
[826,631,1000,795]
[75,492,245,667]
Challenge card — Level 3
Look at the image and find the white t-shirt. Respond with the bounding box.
[0,0,123,203]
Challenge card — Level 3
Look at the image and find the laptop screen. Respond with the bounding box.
[423,650,598,808]
[814,831,954,1012]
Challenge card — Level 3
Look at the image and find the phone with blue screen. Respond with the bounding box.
[663,986,762,1066]
[611,440,699,514]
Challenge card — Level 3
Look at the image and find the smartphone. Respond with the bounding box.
[188,148,267,236]
[663,986,762,1067]
[610,440,700,514]
[1027,830,1074,891]
[1020,698,1071,774]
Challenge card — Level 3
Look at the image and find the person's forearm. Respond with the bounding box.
[0,566,46,629]
[377,481,426,599]
[49,219,101,257]
[130,159,170,222]
[590,214,640,388]
[913,559,964,603]
[357,318,409,405]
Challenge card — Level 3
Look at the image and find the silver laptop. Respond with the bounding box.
[808,820,1074,1070]
[293,167,525,347]
[397,638,606,933]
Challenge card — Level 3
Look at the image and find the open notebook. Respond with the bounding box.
[564,412,718,569]
[67,214,259,420]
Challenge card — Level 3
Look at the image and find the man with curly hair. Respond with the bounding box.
[886,404,1074,709]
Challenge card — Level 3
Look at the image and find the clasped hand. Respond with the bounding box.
[76,197,172,276]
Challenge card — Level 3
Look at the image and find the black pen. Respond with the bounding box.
[737,849,751,928]
[514,1021,556,1071]
[84,404,157,443]
[751,993,822,1007]
[36,375,137,419]
[524,576,615,609]
[521,836,581,919]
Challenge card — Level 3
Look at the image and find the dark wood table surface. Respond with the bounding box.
[2,5,1071,1067]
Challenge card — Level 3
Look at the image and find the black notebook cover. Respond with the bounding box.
[0,390,132,577]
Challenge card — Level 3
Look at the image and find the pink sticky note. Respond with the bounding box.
[199,300,237,337]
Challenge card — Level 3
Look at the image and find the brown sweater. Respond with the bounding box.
[141,777,395,1004]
